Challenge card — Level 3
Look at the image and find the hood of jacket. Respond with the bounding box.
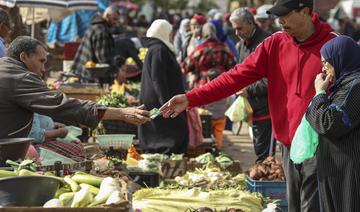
[267,12,336,145]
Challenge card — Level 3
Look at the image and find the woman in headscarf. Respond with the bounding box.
[173,18,190,62]
[209,19,239,62]
[182,23,236,149]
[139,19,188,154]
[305,35,360,212]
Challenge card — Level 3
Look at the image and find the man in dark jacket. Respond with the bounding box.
[0,36,149,139]
[114,37,143,70]
[70,6,119,82]
[230,8,273,163]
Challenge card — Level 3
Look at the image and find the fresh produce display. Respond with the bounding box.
[248,156,286,181]
[126,48,148,65]
[163,168,246,190]
[184,208,245,212]
[133,188,264,212]
[130,153,184,173]
[194,152,234,169]
[49,174,125,208]
[97,93,130,108]
[125,82,141,98]
[0,163,124,208]
[6,159,37,173]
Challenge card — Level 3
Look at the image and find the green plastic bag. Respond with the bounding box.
[290,115,319,164]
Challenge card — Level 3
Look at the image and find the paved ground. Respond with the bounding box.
[222,123,282,172]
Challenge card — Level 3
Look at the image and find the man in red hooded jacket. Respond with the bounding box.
[161,0,337,211]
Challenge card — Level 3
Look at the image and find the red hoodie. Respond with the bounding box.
[186,13,337,147]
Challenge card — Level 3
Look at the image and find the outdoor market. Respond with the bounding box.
[0,0,359,211]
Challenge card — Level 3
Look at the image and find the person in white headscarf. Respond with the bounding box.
[173,18,191,62]
[139,19,188,154]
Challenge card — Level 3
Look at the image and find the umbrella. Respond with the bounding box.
[15,0,98,11]
[0,0,98,37]
[111,1,139,10]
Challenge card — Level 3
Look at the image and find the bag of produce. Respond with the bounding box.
[225,96,252,123]
[290,115,319,164]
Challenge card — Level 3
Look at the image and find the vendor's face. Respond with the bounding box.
[231,19,254,40]
[321,56,336,82]
[22,45,47,77]
[278,8,308,39]
[108,12,119,26]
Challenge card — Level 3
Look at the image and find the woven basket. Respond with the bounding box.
[96,134,135,150]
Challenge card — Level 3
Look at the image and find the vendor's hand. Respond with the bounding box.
[122,105,150,125]
[315,73,332,93]
[160,94,189,118]
[237,89,248,97]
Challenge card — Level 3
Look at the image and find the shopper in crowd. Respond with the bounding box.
[161,0,337,211]
[306,35,360,212]
[0,36,149,139]
[173,18,191,62]
[0,9,11,58]
[209,19,239,62]
[255,4,280,35]
[70,6,119,82]
[139,20,188,154]
[207,9,219,20]
[182,23,236,149]
[338,15,356,39]
[181,15,207,62]
[229,8,273,164]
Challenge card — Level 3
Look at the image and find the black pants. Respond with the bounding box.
[252,119,273,163]
[282,146,320,212]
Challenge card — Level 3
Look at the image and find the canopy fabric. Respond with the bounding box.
[0,0,97,10]
[47,0,109,47]
[17,0,97,11]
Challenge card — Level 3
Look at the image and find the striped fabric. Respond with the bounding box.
[305,75,360,212]
[40,140,85,162]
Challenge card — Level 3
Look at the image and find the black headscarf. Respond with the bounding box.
[320,35,360,93]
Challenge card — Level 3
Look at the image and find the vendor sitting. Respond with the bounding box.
[0,36,150,139]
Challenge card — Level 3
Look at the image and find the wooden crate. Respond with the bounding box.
[59,87,107,102]
[160,159,187,179]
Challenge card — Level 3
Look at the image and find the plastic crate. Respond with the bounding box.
[96,134,135,150]
[200,115,212,138]
[246,176,288,211]
[102,120,138,137]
